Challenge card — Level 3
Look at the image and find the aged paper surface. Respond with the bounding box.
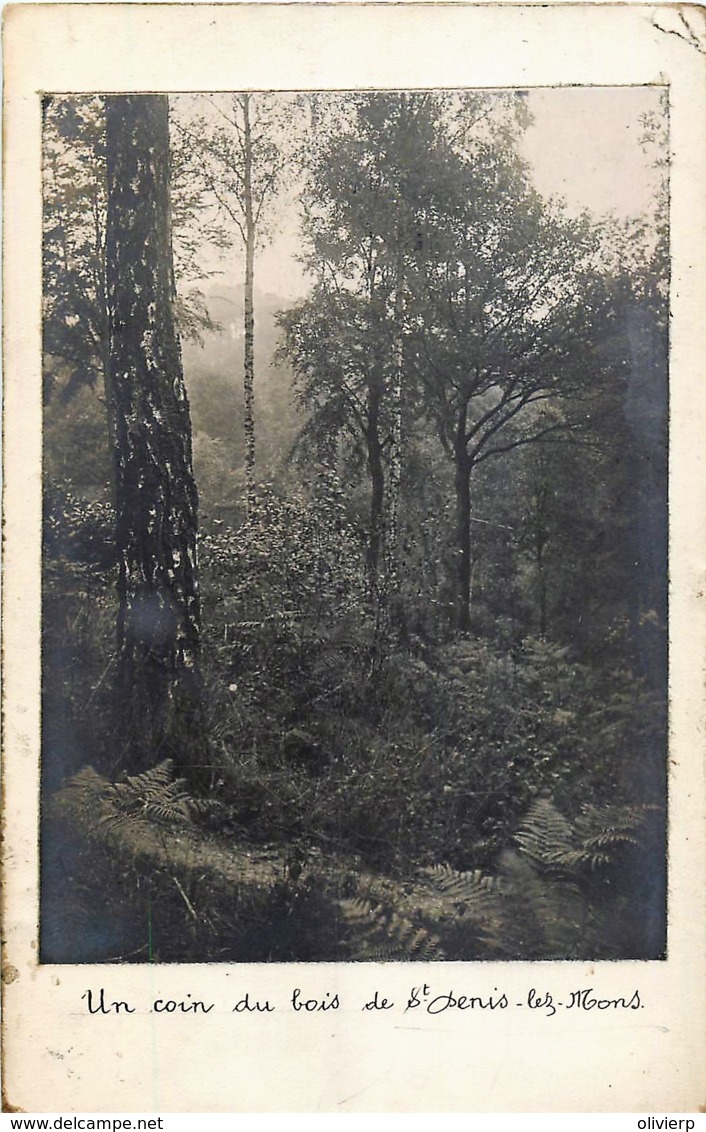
[3,1,706,1113]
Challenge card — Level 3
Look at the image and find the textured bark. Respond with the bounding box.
[533,484,550,639]
[382,96,409,610]
[454,409,472,632]
[242,93,257,511]
[362,247,385,583]
[366,378,385,579]
[105,95,203,774]
[384,238,405,591]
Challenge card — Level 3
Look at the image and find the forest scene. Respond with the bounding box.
[41,88,668,963]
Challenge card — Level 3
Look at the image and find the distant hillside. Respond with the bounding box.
[181,281,306,512]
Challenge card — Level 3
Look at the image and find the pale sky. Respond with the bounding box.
[521,86,663,220]
[229,85,666,302]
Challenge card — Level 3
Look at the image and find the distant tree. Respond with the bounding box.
[105,94,203,776]
[283,93,606,641]
[282,93,527,593]
[173,93,300,507]
[405,144,606,631]
[279,285,393,576]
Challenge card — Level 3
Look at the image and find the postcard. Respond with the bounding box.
[3,2,705,1113]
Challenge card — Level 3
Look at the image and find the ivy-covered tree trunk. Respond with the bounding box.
[105,94,203,775]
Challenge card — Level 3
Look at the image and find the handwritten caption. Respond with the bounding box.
[82,985,643,1019]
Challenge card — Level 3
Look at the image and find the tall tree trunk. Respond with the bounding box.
[383,93,409,600]
[363,244,385,584]
[94,199,116,501]
[534,501,548,638]
[366,378,385,580]
[385,238,405,592]
[105,94,203,776]
[453,409,472,632]
[242,93,256,512]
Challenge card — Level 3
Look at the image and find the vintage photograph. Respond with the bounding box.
[40,86,668,965]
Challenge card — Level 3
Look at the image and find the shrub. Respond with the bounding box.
[43,487,119,784]
[44,483,115,567]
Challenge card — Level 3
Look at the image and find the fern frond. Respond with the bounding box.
[413,862,509,957]
[569,803,654,872]
[514,795,578,873]
[338,888,443,960]
[122,759,175,794]
[422,862,501,900]
[102,760,197,828]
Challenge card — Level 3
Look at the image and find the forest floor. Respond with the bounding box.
[42,759,665,965]
[40,502,667,964]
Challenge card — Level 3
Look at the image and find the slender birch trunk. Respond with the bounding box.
[453,406,472,632]
[242,93,257,513]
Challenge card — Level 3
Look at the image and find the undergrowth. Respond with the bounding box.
[43,761,665,962]
[42,488,667,962]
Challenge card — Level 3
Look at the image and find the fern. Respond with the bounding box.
[50,768,662,961]
[421,862,503,903]
[121,759,189,811]
[504,795,661,958]
[416,862,509,957]
[516,796,654,875]
[338,864,507,960]
[339,885,443,960]
[336,795,659,962]
[513,795,578,873]
[569,803,651,871]
[100,759,196,831]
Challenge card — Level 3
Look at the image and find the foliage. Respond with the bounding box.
[280,91,623,631]
[196,495,663,872]
[42,95,108,402]
[42,95,221,406]
[42,557,118,789]
[44,484,115,565]
[42,463,667,960]
[43,380,112,493]
[200,477,372,737]
[41,90,669,965]
[44,764,663,961]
